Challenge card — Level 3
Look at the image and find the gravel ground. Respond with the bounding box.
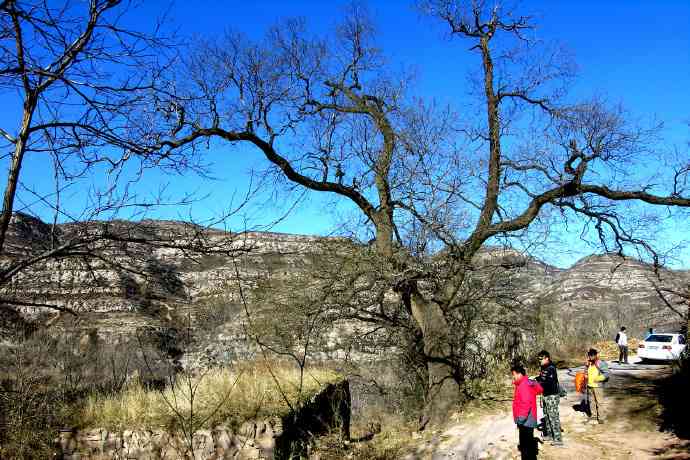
[407,356,689,460]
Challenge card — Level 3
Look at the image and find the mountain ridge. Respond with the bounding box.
[0,216,687,364]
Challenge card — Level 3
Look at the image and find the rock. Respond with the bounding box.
[213,426,232,450]
[58,429,77,454]
[535,253,688,336]
[192,430,214,459]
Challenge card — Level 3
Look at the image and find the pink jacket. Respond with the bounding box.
[512,376,543,428]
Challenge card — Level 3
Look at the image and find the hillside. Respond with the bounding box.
[0,215,687,363]
[0,214,331,365]
[534,254,689,342]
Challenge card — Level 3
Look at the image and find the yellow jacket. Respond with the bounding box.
[587,362,606,388]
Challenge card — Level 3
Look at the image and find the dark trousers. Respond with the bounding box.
[518,424,538,460]
[618,345,629,363]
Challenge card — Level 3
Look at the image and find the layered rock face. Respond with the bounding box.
[0,216,687,361]
[534,254,689,339]
[0,216,326,365]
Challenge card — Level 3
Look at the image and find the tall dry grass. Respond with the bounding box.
[81,361,341,430]
[591,338,641,361]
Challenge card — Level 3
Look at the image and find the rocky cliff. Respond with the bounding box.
[0,216,687,363]
[535,254,689,340]
[0,215,328,366]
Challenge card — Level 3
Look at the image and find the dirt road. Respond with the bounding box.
[409,358,690,460]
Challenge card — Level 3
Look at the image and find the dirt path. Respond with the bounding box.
[408,357,690,460]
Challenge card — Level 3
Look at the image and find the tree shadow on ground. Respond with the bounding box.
[654,363,690,441]
[647,440,690,460]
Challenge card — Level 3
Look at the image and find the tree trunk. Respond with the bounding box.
[686,300,690,339]
[372,211,395,258]
[409,291,461,427]
[0,95,36,254]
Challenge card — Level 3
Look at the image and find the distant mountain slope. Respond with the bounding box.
[0,216,686,360]
[0,216,325,357]
[532,253,688,346]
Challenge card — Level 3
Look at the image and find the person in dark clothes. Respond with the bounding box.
[535,350,563,446]
[512,363,544,460]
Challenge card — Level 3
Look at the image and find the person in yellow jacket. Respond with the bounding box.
[585,348,610,424]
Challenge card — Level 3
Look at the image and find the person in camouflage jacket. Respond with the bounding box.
[536,350,563,446]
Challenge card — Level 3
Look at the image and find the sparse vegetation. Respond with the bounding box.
[81,362,341,431]
[317,419,424,460]
[0,329,169,458]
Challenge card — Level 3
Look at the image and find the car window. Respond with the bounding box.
[646,334,674,343]
[679,336,687,345]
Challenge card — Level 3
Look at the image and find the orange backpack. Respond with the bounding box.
[575,371,587,393]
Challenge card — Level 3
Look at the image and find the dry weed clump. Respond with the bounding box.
[313,365,516,460]
[554,339,642,367]
[591,339,641,361]
[314,416,426,460]
[463,366,514,402]
[82,361,341,431]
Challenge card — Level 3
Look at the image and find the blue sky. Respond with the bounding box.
[2,1,689,268]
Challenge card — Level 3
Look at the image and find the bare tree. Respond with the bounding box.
[654,284,690,337]
[0,1,257,316]
[130,2,690,424]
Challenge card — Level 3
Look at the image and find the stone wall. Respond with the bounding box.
[57,381,350,460]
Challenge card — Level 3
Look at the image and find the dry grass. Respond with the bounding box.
[592,338,641,361]
[315,416,428,460]
[313,367,515,460]
[463,365,514,402]
[556,339,641,367]
[317,397,513,460]
[81,361,341,431]
[352,420,424,459]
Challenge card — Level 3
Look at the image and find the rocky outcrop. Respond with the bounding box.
[0,218,327,359]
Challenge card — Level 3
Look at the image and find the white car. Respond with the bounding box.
[637,333,687,361]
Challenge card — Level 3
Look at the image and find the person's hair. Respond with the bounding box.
[587,348,598,357]
[510,363,526,375]
[537,350,550,359]
[621,326,626,331]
